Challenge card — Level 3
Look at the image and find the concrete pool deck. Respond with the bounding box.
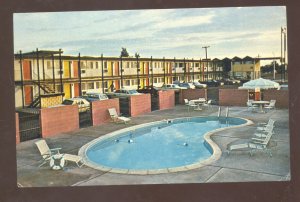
[16,105,290,187]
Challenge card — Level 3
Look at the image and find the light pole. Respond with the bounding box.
[281,27,287,82]
[202,46,210,81]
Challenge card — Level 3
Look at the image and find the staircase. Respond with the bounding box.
[28,82,57,108]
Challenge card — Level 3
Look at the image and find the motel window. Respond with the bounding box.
[88,83,94,89]
[96,82,100,89]
[81,83,86,90]
[96,62,99,69]
[46,61,52,70]
[125,80,130,86]
[179,63,184,68]
[154,78,158,83]
[104,62,107,69]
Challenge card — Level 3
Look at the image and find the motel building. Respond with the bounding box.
[14,49,277,109]
[14,49,226,109]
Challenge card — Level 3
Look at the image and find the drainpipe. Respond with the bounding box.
[78,53,82,96]
[36,48,41,105]
[52,54,56,91]
[19,50,24,109]
[101,54,104,94]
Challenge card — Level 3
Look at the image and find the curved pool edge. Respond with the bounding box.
[78,116,253,175]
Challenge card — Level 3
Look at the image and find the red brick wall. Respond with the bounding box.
[263,89,289,108]
[16,113,20,144]
[219,89,248,106]
[92,98,120,126]
[179,89,207,104]
[129,94,151,117]
[158,90,175,110]
[40,105,79,137]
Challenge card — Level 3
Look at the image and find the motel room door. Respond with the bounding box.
[23,60,33,105]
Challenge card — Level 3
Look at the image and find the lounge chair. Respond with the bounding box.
[227,130,274,157]
[35,139,61,167]
[35,139,84,168]
[63,154,84,168]
[108,108,131,124]
[256,119,275,131]
[264,100,276,111]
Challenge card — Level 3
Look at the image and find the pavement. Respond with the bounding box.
[16,105,290,187]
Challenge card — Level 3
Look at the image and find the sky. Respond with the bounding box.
[13,6,287,62]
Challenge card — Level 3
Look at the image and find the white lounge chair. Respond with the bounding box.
[35,139,84,168]
[227,130,274,157]
[108,108,131,124]
[256,119,275,131]
[254,124,274,138]
[264,100,276,111]
[35,139,61,167]
[63,154,84,168]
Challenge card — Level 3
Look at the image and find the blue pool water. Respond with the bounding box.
[86,117,246,170]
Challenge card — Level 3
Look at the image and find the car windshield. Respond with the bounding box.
[99,94,108,99]
[62,100,73,105]
[128,90,138,94]
[179,83,189,87]
[86,94,98,98]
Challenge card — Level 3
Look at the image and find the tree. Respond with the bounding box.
[120,47,129,57]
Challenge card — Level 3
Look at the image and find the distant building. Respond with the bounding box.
[230,56,261,79]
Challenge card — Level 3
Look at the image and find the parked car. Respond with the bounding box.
[137,86,161,96]
[162,84,187,92]
[178,83,196,89]
[106,89,142,98]
[192,81,207,89]
[61,98,90,113]
[82,92,109,103]
[201,80,224,87]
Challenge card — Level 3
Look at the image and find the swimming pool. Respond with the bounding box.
[79,116,252,174]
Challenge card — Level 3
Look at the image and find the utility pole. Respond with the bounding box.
[202,46,210,81]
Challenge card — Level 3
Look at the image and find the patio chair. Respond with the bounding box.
[187,100,198,112]
[264,100,276,111]
[63,154,85,168]
[227,130,274,157]
[35,139,62,167]
[254,124,274,138]
[203,99,212,109]
[35,139,85,168]
[108,108,131,124]
[246,100,258,111]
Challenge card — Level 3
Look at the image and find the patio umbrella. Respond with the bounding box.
[238,78,280,90]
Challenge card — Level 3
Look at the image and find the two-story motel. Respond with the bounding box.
[14,49,263,108]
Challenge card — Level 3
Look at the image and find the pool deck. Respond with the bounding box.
[16,105,290,187]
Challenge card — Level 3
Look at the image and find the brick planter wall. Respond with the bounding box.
[40,105,79,138]
[129,94,151,117]
[219,89,248,106]
[158,90,175,110]
[179,89,207,104]
[264,90,289,108]
[16,113,20,144]
[91,98,120,126]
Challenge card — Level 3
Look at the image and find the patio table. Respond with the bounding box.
[252,101,270,113]
[191,99,207,111]
[50,154,65,170]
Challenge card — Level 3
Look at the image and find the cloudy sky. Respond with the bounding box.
[13,6,286,60]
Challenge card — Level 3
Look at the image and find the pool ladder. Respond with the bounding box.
[218,107,229,119]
